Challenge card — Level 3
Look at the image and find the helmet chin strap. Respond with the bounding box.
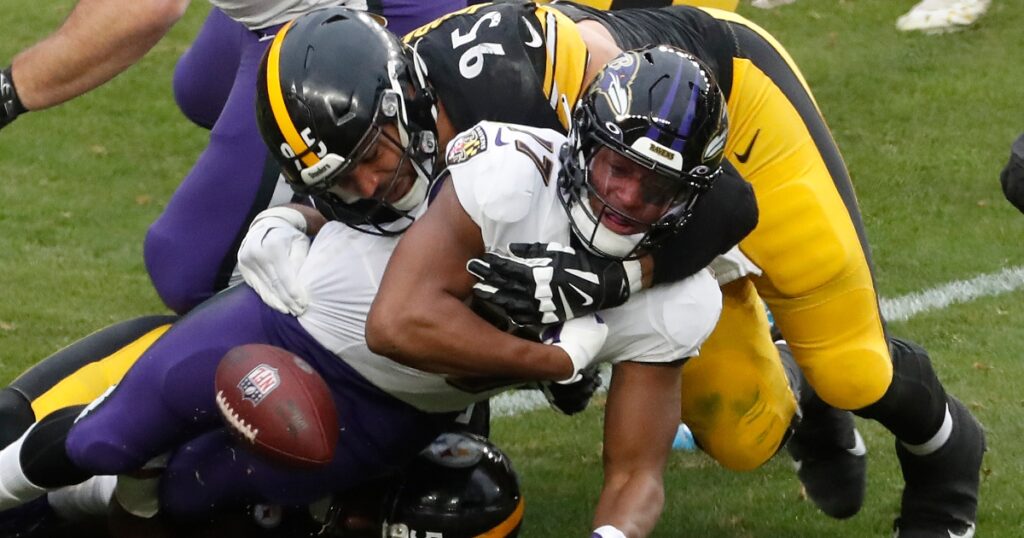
[569,195,644,258]
[391,174,429,212]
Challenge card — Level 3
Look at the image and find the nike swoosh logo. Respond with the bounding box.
[495,128,510,147]
[567,283,594,307]
[847,429,867,456]
[893,520,975,538]
[734,129,760,164]
[522,17,543,48]
[948,524,976,538]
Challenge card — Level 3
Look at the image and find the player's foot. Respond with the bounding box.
[894,396,985,538]
[0,496,55,538]
[896,0,990,34]
[787,403,867,519]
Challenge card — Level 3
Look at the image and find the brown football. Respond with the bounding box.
[214,343,338,468]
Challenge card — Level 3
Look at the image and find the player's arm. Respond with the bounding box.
[367,179,600,382]
[5,0,189,118]
[592,360,683,538]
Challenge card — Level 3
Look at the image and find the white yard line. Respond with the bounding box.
[880,266,1024,322]
[492,266,1024,418]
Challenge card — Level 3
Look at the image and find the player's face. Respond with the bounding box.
[586,147,683,235]
[329,123,416,205]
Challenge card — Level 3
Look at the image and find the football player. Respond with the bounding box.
[0,27,726,538]
[1,0,472,316]
[1001,132,1024,213]
[0,0,737,459]
[243,3,985,535]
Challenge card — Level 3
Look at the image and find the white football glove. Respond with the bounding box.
[543,313,608,384]
[237,206,311,316]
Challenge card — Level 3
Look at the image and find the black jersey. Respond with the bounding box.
[550,2,736,99]
[405,2,756,285]
[405,2,591,133]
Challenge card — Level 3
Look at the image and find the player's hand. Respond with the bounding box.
[539,365,602,415]
[237,207,311,316]
[542,314,608,383]
[0,67,27,130]
[466,242,642,325]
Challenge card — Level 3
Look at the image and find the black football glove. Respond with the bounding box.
[538,365,602,416]
[0,67,26,130]
[466,241,642,326]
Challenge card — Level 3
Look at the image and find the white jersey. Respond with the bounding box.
[449,122,722,367]
[296,121,721,413]
[209,0,367,30]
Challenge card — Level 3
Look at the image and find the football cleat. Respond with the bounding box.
[895,0,990,33]
[787,403,867,519]
[894,396,985,538]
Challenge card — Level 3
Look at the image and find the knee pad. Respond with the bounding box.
[680,355,796,471]
[803,345,892,411]
[65,392,150,476]
[855,337,948,444]
[681,278,798,471]
[21,405,91,488]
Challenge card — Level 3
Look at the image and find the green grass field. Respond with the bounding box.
[1,0,1023,536]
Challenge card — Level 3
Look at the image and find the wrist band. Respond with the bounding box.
[0,66,27,126]
[622,259,643,295]
[592,525,627,538]
[249,206,308,234]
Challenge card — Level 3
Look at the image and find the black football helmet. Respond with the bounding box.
[256,7,438,235]
[382,432,523,538]
[559,45,729,259]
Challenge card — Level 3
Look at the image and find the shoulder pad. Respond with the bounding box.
[446,122,565,223]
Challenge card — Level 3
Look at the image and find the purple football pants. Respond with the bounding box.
[65,286,455,517]
[147,2,467,314]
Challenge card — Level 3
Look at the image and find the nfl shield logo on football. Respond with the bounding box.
[237,364,280,406]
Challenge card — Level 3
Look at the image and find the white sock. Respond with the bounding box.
[0,425,47,510]
[48,475,117,519]
[901,402,953,456]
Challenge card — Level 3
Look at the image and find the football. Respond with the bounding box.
[214,343,338,468]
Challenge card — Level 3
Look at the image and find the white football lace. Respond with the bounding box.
[216,390,260,442]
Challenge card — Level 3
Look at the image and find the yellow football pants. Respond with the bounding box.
[679,11,893,471]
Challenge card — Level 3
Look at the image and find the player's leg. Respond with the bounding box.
[64,287,286,476]
[144,23,291,315]
[720,14,984,535]
[171,7,245,130]
[0,285,275,517]
[678,277,797,472]
[157,359,456,518]
[0,316,174,449]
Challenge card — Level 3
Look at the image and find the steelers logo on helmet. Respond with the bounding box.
[559,45,728,260]
[383,433,524,538]
[255,7,439,236]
